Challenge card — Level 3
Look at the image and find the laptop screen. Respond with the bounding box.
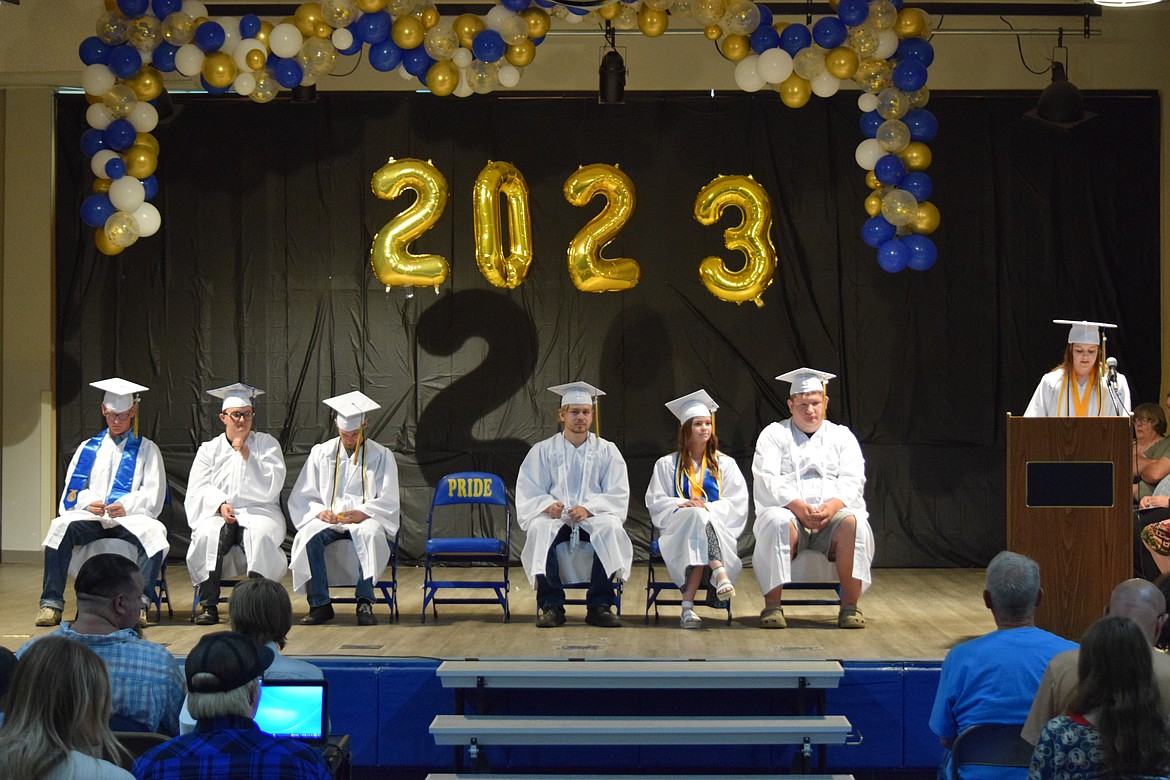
[253,679,328,744]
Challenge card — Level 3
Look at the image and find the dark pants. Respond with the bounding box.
[198,521,258,606]
[304,527,375,608]
[41,520,162,609]
[536,525,614,612]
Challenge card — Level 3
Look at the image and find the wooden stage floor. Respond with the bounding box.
[0,562,993,662]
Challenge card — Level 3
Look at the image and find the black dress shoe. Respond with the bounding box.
[585,605,622,628]
[194,604,219,626]
[535,607,566,628]
[356,602,377,626]
[300,603,335,625]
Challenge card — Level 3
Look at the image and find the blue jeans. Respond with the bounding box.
[41,520,163,609]
[536,525,614,612]
[305,527,374,608]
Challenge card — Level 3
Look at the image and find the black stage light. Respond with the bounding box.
[599,50,626,104]
[291,83,318,104]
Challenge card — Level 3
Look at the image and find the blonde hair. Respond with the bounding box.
[0,636,128,777]
[187,681,256,722]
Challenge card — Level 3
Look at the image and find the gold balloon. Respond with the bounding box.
[693,174,776,307]
[86,92,104,105]
[864,191,883,217]
[504,39,536,67]
[827,0,840,8]
[369,158,450,289]
[865,170,881,190]
[901,141,932,170]
[703,25,722,41]
[392,16,425,49]
[135,132,159,154]
[420,7,440,29]
[563,163,641,293]
[638,7,668,37]
[94,227,125,257]
[314,21,333,38]
[426,60,459,97]
[825,46,859,80]
[520,8,550,39]
[194,17,210,27]
[778,73,811,108]
[911,201,940,234]
[894,8,928,38]
[201,51,237,89]
[453,14,485,50]
[720,34,750,62]
[255,20,273,47]
[124,66,163,101]
[294,2,324,36]
[473,161,534,288]
[772,21,788,34]
[93,177,112,194]
[356,0,388,11]
[599,3,621,21]
[125,144,158,178]
[246,48,267,71]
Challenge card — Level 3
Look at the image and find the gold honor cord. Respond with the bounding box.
[330,435,368,511]
[675,451,722,503]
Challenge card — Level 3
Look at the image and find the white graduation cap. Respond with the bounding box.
[91,377,147,414]
[206,382,264,411]
[324,391,380,432]
[665,389,718,424]
[1054,319,1117,345]
[776,367,837,395]
[548,381,605,407]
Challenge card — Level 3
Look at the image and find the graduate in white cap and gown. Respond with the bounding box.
[645,389,749,629]
[516,381,632,628]
[752,368,874,630]
[185,383,288,625]
[288,391,400,627]
[1024,319,1131,417]
[37,378,168,627]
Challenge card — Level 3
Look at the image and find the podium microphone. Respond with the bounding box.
[1106,356,1118,385]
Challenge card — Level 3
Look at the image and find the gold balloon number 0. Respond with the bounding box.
[369,158,450,289]
[563,163,641,293]
[694,174,777,307]
[473,161,533,289]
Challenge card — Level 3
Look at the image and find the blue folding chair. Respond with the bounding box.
[326,526,402,622]
[644,535,731,625]
[422,471,511,623]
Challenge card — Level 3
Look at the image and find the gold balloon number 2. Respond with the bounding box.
[563,163,641,293]
[694,174,777,307]
[369,158,450,290]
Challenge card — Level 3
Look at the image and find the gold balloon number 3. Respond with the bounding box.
[369,158,450,290]
[473,161,533,289]
[563,163,641,293]
[694,174,777,307]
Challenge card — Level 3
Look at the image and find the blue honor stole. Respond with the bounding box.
[63,431,142,510]
[674,454,721,502]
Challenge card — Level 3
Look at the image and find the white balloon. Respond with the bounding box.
[233,39,266,70]
[91,150,119,179]
[332,28,354,51]
[858,92,879,113]
[181,1,208,19]
[563,12,584,23]
[131,202,162,238]
[497,63,521,88]
[269,23,304,59]
[485,6,513,31]
[128,101,159,132]
[81,64,116,96]
[139,48,154,66]
[498,15,528,46]
[452,47,473,69]
[454,69,473,97]
[216,17,239,52]
[874,29,899,60]
[733,54,765,93]
[756,47,793,84]
[175,44,204,77]
[86,103,115,131]
[854,138,884,170]
[110,176,146,212]
[810,71,840,98]
[233,71,257,95]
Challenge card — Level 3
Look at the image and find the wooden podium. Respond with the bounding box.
[1006,415,1131,641]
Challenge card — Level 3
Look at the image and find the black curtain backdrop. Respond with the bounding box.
[53,90,1161,568]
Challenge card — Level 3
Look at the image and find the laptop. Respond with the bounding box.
[253,679,329,745]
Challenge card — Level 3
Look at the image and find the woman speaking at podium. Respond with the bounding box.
[1024,319,1131,417]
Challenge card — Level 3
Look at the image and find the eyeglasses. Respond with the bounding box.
[104,411,133,422]
[226,411,254,421]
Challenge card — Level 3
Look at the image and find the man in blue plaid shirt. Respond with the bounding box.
[132,631,331,780]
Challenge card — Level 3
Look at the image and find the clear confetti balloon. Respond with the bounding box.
[614,5,639,30]
[792,47,825,81]
[876,87,910,120]
[644,0,675,9]
[128,15,162,51]
[690,0,728,26]
[387,0,417,15]
[103,85,138,119]
[322,0,358,28]
[907,86,930,108]
[855,58,892,93]
[870,0,898,30]
[721,0,760,35]
[96,12,129,45]
[881,189,918,226]
[424,25,460,61]
[674,0,692,16]
[468,59,499,93]
[498,15,529,45]
[105,212,141,248]
[161,12,196,46]
[876,119,910,153]
[847,24,878,58]
[250,68,279,103]
[300,37,338,76]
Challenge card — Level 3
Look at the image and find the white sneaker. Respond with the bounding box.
[680,608,702,629]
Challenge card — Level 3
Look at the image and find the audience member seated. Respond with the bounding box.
[18,554,185,736]
[179,578,324,733]
[1022,578,1170,745]
[132,632,331,780]
[930,551,1077,780]
[1027,615,1170,779]
[0,635,132,778]
[1136,401,1170,502]
[0,646,15,726]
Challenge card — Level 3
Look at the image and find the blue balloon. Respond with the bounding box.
[81,129,108,158]
[501,0,530,10]
[903,108,938,143]
[888,0,904,9]
[141,175,159,201]
[402,46,435,78]
[778,24,811,57]
[861,216,896,248]
[118,0,149,17]
[471,29,506,63]
[368,39,403,72]
[874,155,906,186]
[200,75,231,94]
[531,35,544,46]
[239,14,261,39]
[152,41,178,72]
[104,119,137,152]
[812,18,846,49]
[837,0,869,27]
[355,11,392,45]
[195,21,226,53]
[105,158,126,180]
[896,38,934,68]
[79,36,111,66]
[892,59,928,92]
[535,0,555,7]
[859,110,881,139]
[152,0,182,17]
[750,24,780,54]
[81,194,116,228]
[337,29,364,57]
[899,171,933,202]
[903,235,938,271]
[877,239,909,273]
[106,45,142,79]
[566,5,589,14]
[757,4,773,28]
[272,58,304,88]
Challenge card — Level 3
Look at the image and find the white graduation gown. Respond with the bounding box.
[645,452,748,588]
[1024,368,1132,417]
[287,437,400,592]
[751,418,875,595]
[515,432,633,587]
[43,432,169,558]
[184,431,288,584]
